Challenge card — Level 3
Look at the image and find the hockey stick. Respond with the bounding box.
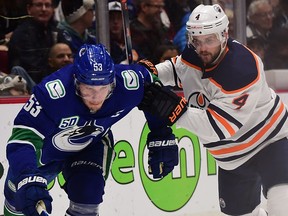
[36,200,49,216]
[120,0,133,64]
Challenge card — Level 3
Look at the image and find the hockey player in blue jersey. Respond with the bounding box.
[3,44,187,216]
[140,3,288,216]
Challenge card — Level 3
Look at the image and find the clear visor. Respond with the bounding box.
[188,33,224,49]
[82,85,111,99]
[76,82,113,100]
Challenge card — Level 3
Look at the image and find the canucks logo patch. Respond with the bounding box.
[121,70,139,90]
[52,121,104,152]
[45,79,66,99]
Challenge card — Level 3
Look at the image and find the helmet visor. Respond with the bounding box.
[190,34,221,49]
[77,83,113,100]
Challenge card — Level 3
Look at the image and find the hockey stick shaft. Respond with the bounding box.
[36,200,49,216]
[120,0,133,64]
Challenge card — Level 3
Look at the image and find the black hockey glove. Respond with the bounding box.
[138,59,158,75]
[138,82,187,126]
[147,131,179,179]
[15,173,52,216]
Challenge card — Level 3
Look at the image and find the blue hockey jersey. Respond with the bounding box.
[6,63,160,178]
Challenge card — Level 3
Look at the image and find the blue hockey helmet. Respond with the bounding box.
[74,44,115,86]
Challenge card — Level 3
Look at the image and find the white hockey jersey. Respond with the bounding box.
[156,38,288,170]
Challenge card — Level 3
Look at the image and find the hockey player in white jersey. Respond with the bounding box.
[139,3,288,216]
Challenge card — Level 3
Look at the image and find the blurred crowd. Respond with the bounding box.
[0,0,288,96]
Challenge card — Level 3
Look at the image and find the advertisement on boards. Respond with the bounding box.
[0,101,228,216]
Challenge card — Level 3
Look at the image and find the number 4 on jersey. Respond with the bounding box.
[233,94,249,109]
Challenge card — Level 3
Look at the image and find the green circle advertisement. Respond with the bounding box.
[138,124,201,212]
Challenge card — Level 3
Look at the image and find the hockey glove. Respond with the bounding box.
[138,59,158,75]
[147,131,179,179]
[15,174,52,216]
[138,82,187,126]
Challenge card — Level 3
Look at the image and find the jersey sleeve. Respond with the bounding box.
[6,92,57,176]
[156,57,181,87]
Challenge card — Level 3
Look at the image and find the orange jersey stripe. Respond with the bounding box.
[207,107,236,136]
[209,102,285,156]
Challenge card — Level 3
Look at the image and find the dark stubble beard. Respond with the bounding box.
[199,46,221,66]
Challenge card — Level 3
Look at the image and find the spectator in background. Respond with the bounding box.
[109,1,126,64]
[164,0,196,35]
[269,0,280,16]
[226,8,235,38]
[108,1,139,64]
[8,0,65,84]
[53,0,64,22]
[246,0,274,42]
[47,42,74,73]
[0,0,29,74]
[265,28,288,69]
[0,0,28,39]
[3,43,73,95]
[173,12,190,52]
[271,0,288,30]
[130,0,171,60]
[246,36,266,61]
[0,36,10,74]
[8,0,62,83]
[152,43,179,64]
[58,0,97,55]
[152,43,181,91]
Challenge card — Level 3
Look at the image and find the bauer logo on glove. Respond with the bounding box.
[146,131,179,179]
[148,139,177,147]
[168,96,187,125]
[14,174,53,216]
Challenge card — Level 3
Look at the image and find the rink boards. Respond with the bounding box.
[1,91,288,216]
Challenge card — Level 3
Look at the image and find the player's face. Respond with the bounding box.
[192,34,222,65]
[78,83,112,113]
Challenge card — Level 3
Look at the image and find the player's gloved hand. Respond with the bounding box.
[138,59,158,75]
[147,131,179,179]
[138,82,187,126]
[15,174,52,216]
